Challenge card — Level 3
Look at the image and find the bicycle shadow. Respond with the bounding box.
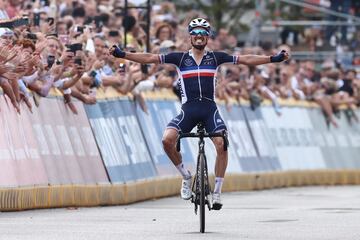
[183,231,221,234]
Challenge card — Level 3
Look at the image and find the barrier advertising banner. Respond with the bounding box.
[85,99,157,182]
[242,107,281,171]
[307,108,360,169]
[0,96,108,187]
[261,107,326,170]
[135,100,196,176]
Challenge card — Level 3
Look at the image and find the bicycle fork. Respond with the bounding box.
[191,141,212,214]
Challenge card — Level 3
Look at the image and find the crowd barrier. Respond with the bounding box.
[1,89,360,211]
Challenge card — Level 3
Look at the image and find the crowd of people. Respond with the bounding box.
[0,0,359,128]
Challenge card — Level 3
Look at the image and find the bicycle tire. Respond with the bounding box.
[199,153,206,233]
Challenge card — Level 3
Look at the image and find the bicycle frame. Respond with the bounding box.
[176,123,228,233]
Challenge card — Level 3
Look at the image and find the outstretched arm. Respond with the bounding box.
[109,45,160,64]
[238,50,289,66]
[238,55,271,65]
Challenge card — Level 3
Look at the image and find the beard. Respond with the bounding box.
[191,38,207,50]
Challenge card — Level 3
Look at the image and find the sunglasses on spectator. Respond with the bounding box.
[190,29,210,36]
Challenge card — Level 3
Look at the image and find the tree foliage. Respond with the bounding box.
[175,0,255,34]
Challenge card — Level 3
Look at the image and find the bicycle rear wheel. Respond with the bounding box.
[199,153,206,233]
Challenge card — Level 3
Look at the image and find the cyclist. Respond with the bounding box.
[110,18,289,210]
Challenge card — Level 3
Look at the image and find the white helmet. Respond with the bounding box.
[188,18,211,33]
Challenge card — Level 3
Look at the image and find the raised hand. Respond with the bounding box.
[0,63,15,75]
[59,50,74,65]
[270,50,290,63]
[109,45,126,58]
[50,64,64,80]
[34,39,48,55]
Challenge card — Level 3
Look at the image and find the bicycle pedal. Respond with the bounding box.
[212,203,222,211]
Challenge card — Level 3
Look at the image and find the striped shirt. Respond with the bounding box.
[159,50,239,104]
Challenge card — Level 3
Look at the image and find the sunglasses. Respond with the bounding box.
[190,29,210,36]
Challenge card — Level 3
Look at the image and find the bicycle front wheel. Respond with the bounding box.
[199,153,206,233]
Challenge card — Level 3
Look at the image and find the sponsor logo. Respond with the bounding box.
[184,58,194,66]
[203,60,214,65]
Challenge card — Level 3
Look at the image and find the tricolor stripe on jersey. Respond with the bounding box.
[159,50,239,104]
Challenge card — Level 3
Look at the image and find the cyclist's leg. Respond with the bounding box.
[162,108,197,200]
[162,107,197,170]
[162,128,181,165]
[204,105,228,202]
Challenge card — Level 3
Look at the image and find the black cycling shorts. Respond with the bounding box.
[167,99,227,133]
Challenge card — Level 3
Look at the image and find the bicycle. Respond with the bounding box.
[176,123,228,233]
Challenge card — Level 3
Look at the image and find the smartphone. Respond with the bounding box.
[77,26,84,33]
[109,30,119,37]
[47,17,55,26]
[74,58,82,65]
[119,63,126,73]
[89,70,97,77]
[69,43,83,53]
[12,17,29,28]
[33,13,40,26]
[47,55,55,68]
[0,20,14,29]
[141,64,149,74]
[94,16,103,29]
[27,33,37,40]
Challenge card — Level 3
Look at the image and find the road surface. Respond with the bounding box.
[1,186,360,240]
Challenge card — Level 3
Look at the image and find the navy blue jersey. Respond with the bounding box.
[159,50,239,104]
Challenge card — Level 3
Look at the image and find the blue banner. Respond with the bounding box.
[85,99,157,182]
[135,100,196,176]
[242,107,281,171]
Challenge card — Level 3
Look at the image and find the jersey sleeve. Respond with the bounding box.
[158,52,183,67]
[214,51,239,66]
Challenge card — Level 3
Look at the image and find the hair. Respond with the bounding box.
[46,36,64,52]
[345,69,357,76]
[155,24,173,39]
[122,15,137,32]
[72,7,86,18]
[17,39,35,52]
